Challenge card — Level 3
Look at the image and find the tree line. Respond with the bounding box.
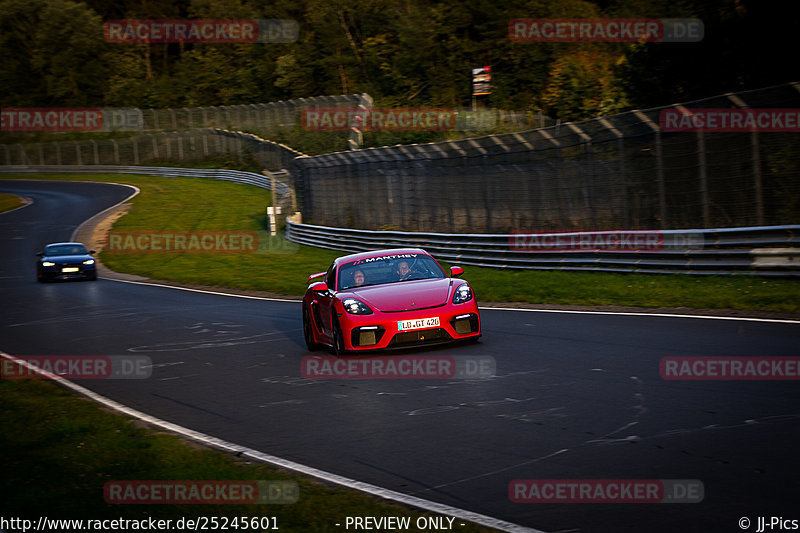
[1,0,798,123]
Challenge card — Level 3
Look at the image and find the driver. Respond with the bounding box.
[396,260,420,280]
[352,269,366,286]
[396,261,410,279]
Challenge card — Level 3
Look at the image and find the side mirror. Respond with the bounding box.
[450,266,464,278]
[89,250,96,254]
[35,251,43,257]
[307,271,326,284]
[310,281,329,292]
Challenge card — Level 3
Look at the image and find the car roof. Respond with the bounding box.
[333,248,430,267]
[46,242,86,247]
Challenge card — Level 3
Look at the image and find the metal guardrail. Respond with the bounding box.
[0,164,291,199]
[286,221,800,276]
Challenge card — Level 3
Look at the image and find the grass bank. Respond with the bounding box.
[0,191,25,213]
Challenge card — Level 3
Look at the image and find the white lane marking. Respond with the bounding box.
[477,306,800,324]
[0,351,542,533]
[104,277,299,302]
[104,277,800,324]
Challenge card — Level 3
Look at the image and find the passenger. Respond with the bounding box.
[353,269,366,286]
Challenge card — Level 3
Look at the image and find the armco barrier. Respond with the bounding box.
[0,164,291,199]
[286,221,800,276]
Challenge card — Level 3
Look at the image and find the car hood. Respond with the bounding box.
[42,254,93,263]
[343,278,453,312]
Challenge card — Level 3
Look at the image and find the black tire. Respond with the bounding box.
[302,305,321,351]
[330,318,346,356]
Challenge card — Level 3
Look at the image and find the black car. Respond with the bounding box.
[36,242,97,282]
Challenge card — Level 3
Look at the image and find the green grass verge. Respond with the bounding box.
[0,379,498,531]
[0,192,25,213]
[1,172,799,313]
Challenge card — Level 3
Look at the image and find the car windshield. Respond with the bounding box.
[45,244,88,256]
[338,254,446,290]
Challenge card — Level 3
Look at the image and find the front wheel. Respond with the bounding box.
[302,305,321,351]
[330,318,346,356]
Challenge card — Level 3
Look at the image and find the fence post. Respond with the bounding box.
[752,131,764,225]
[697,130,709,227]
[567,123,595,228]
[727,92,765,226]
[164,134,172,160]
[633,111,665,228]
[177,134,184,160]
[132,137,140,164]
[599,118,626,227]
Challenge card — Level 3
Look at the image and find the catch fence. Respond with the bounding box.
[290,82,800,233]
[0,128,302,172]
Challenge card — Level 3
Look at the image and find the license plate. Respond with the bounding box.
[397,316,440,331]
[62,267,80,273]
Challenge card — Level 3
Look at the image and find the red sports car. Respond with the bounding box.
[302,248,481,353]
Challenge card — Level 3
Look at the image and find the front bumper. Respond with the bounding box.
[39,264,97,280]
[341,305,481,351]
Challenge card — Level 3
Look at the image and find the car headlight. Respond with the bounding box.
[342,298,373,315]
[42,261,55,267]
[83,259,95,265]
[453,283,473,304]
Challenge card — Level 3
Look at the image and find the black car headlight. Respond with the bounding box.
[453,283,473,304]
[42,261,55,267]
[83,259,95,265]
[343,298,373,315]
